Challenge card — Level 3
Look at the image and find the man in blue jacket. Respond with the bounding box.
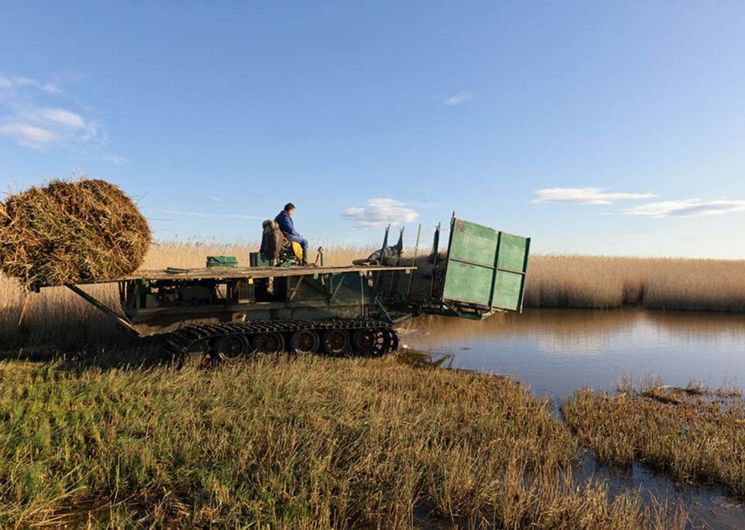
[275,202,308,264]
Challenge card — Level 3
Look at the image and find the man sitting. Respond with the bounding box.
[275,202,308,265]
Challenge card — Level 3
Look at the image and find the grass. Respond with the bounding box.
[562,380,745,497]
[0,355,683,529]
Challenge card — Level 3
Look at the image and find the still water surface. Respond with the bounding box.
[404,308,745,400]
[404,309,745,529]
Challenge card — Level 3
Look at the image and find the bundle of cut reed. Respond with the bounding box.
[0,179,151,289]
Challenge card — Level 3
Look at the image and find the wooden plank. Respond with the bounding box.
[69,265,417,285]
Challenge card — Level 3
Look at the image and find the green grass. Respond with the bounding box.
[0,355,683,529]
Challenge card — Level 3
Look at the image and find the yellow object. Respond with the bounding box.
[291,241,303,260]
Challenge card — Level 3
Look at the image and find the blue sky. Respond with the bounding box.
[1,1,745,258]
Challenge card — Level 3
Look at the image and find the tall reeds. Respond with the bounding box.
[0,242,372,349]
[526,255,745,311]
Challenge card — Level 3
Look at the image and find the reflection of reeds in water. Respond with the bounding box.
[413,308,745,340]
[4,248,745,348]
[401,311,631,355]
[402,309,745,355]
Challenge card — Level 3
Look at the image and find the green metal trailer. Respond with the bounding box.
[442,218,530,314]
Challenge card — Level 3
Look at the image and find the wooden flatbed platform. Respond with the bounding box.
[77,264,417,284]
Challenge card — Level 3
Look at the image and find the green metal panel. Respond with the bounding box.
[442,219,530,312]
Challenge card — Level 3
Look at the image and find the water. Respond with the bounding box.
[403,309,745,529]
[403,308,745,400]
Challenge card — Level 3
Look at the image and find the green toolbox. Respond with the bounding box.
[206,256,238,268]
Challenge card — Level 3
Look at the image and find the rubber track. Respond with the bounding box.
[163,318,398,357]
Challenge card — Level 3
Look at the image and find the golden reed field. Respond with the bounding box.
[2,243,745,348]
[526,255,745,311]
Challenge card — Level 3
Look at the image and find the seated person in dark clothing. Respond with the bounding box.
[275,202,308,264]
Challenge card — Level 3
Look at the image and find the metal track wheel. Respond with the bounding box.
[290,329,321,354]
[352,328,387,357]
[385,328,399,353]
[321,329,350,355]
[252,332,286,353]
[213,334,250,361]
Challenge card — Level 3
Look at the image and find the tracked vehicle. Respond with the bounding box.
[63,217,530,362]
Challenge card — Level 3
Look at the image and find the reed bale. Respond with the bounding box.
[0,179,151,289]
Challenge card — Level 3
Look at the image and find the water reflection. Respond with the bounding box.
[402,309,745,400]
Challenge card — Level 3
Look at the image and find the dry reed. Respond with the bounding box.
[3,248,745,349]
[0,242,372,349]
[0,179,151,289]
[526,255,745,311]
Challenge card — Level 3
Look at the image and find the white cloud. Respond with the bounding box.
[443,91,473,106]
[102,154,129,165]
[0,73,108,153]
[0,122,59,149]
[531,187,657,205]
[29,108,86,129]
[624,199,745,218]
[0,75,60,95]
[342,198,420,229]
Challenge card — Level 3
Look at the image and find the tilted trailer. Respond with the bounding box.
[61,217,530,362]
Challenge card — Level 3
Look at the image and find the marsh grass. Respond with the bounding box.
[0,355,683,529]
[562,382,745,497]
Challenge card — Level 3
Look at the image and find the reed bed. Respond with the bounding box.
[562,382,745,497]
[527,255,745,311]
[0,355,683,529]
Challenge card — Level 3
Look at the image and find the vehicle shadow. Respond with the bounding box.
[0,336,176,371]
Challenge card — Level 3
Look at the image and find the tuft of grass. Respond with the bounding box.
[0,356,682,529]
[562,382,745,497]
